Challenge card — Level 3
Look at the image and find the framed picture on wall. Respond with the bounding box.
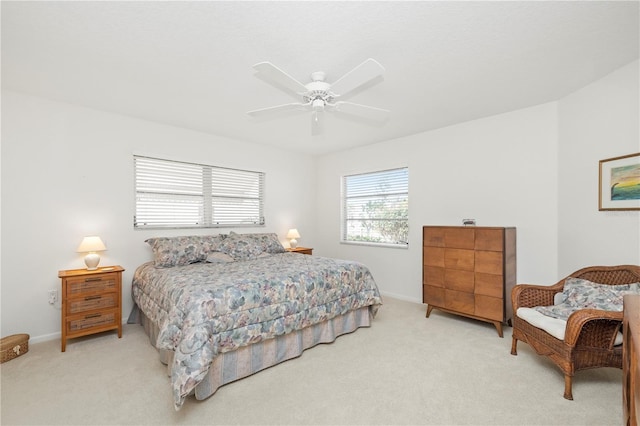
[599,152,640,211]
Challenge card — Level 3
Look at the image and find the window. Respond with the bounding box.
[342,167,409,246]
[134,155,264,229]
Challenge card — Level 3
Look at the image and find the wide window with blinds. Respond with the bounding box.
[134,156,265,229]
[342,167,409,247]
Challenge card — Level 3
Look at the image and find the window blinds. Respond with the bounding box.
[342,167,409,246]
[134,156,265,228]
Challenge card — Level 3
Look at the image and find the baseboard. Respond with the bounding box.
[378,290,422,305]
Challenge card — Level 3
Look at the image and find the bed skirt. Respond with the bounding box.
[136,305,374,401]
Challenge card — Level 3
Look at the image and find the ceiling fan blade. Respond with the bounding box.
[247,102,311,117]
[253,62,308,96]
[332,101,390,121]
[330,58,385,97]
[311,110,324,136]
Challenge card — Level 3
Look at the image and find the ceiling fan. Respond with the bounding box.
[247,58,390,135]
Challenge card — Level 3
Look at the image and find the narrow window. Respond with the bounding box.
[134,156,264,229]
[342,167,409,247]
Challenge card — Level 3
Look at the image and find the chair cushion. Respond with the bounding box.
[516,307,623,345]
[517,307,569,340]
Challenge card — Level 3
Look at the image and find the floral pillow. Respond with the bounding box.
[146,234,227,267]
[250,233,286,254]
[218,232,265,261]
[218,232,285,261]
[534,277,640,320]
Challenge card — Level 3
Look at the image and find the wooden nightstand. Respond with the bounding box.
[286,247,313,255]
[58,265,124,352]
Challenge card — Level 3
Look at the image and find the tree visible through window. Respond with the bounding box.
[342,167,409,246]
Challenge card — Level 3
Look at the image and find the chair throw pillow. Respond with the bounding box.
[533,277,640,321]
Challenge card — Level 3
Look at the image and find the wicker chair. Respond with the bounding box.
[510,265,640,400]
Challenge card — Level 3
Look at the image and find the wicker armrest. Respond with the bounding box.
[511,282,564,311]
[563,309,623,348]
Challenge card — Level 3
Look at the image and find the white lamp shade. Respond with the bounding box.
[77,236,107,270]
[286,229,301,239]
[77,236,107,253]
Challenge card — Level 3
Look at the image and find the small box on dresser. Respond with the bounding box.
[58,265,124,352]
[422,226,516,337]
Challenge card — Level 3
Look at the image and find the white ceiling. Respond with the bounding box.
[2,1,639,156]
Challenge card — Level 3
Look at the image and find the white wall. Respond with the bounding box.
[1,90,316,341]
[2,60,638,341]
[316,103,560,303]
[558,60,640,274]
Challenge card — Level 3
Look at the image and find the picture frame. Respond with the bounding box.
[598,152,640,211]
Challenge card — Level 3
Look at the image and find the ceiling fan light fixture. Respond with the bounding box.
[312,98,324,111]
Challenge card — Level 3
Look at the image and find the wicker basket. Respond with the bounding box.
[1,334,29,363]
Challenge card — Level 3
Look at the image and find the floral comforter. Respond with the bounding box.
[132,253,382,409]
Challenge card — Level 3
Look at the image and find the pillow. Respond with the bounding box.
[534,277,640,320]
[561,277,640,309]
[146,234,227,267]
[205,251,235,264]
[218,232,266,261]
[249,232,286,254]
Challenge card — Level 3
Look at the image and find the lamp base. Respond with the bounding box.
[84,252,101,270]
[289,239,298,249]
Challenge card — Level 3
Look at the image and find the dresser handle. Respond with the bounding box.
[84,313,101,319]
[84,277,102,282]
[84,295,101,301]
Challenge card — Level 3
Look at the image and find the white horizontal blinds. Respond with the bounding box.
[343,167,409,245]
[134,156,265,228]
[135,157,203,227]
[210,167,264,226]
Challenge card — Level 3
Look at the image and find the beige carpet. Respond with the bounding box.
[1,297,622,425]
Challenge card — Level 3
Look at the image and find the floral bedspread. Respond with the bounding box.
[132,253,382,409]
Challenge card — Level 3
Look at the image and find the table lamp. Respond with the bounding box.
[77,236,107,270]
[287,229,301,249]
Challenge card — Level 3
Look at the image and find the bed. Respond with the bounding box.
[130,232,382,409]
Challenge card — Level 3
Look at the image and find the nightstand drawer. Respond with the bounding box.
[67,293,117,314]
[66,311,117,333]
[66,274,117,297]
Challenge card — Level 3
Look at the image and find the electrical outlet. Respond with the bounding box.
[48,289,57,305]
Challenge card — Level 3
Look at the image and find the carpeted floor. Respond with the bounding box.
[0,297,622,425]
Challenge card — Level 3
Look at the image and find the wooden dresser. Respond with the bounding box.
[422,226,516,337]
[624,294,640,426]
[58,266,124,352]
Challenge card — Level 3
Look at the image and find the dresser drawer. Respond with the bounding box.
[67,293,117,314]
[445,289,474,315]
[444,248,474,271]
[475,294,503,321]
[66,274,117,297]
[424,266,445,287]
[444,269,474,292]
[66,310,117,333]
[444,227,475,249]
